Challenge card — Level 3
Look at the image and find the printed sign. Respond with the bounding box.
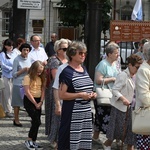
[17,0,42,10]
[110,20,150,42]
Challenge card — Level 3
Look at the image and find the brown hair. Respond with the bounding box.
[15,38,25,47]
[66,41,87,61]
[127,54,143,66]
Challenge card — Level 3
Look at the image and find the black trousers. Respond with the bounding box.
[24,96,41,141]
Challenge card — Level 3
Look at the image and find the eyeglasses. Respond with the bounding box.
[59,48,67,51]
[78,52,87,56]
[32,40,40,42]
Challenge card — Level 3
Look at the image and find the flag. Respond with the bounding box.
[131,0,143,21]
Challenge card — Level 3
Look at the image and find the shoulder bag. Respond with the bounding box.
[132,106,150,135]
[96,79,112,106]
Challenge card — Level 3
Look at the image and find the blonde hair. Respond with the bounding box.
[54,38,69,52]
[28,60,46,86]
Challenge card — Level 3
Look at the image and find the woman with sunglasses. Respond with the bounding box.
[45,38,70,148]
[58,41,97,150]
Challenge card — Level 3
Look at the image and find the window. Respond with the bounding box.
[2,11,10,36]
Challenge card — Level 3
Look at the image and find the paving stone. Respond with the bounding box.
[0,108,136,150]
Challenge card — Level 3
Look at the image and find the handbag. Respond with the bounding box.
[20,86,25,100]
[96,79,112,105]
[0,104,5,118]
[132,106,150,135]
[0,78,5,90]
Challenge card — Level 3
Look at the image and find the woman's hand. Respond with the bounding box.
[122,98,131,106]
[80,92,96,100]
[55,103,61,116]
[35,102,43,109]
[111,77,116,82]
[89,92,97,99]
[23,67,29,72]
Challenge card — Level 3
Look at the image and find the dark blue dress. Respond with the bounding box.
[58,66,94,150]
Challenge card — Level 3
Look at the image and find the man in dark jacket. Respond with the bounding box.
[45,33,57,57]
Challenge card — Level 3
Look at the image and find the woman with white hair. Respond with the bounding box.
[135,41,150,149]
[45,38,70,148]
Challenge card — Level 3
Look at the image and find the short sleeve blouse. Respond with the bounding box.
[23,75,42,98]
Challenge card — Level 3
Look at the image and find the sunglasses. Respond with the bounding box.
[59,48,67,51]
[78,52,87,56]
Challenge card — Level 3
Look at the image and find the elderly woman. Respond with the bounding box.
[103,54,143,150]
[92,42,120,143]
[58,41,97,150]
[135,41,150,149]
[45,38,69,148]
[12,43,32,127]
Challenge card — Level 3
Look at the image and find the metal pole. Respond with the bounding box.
[85,2,102,80]
[25,9,30,42]
[120,0,122,20]
[48,0,51,42]
[113,0,116,20]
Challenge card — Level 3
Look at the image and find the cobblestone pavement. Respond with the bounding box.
[0,108,132,150]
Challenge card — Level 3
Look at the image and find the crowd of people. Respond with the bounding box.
[0,35,150,150]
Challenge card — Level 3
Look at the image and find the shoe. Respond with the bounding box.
[33,142,43,150]
[92,137,102,145]
[6,112,13,118]
[115,139,121,147]
[24,140,35,150]
[103,145,111,150]
[13,120,23,127]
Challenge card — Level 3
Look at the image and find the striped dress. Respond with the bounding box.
[58,66,93,150]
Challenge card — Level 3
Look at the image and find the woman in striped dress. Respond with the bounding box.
[58,41,97,150]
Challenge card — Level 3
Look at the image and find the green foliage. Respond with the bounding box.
[58,0,86,27]
[58,0,112,33]
[101,1,112,34]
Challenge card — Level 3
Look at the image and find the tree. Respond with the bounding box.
[58,0,112,34]
[58,0,112,80]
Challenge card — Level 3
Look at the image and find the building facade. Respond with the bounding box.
[0,0,149,49]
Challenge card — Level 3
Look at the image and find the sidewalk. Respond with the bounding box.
[0,108,128,150]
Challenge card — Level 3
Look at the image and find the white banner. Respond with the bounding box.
[17,0,42,10]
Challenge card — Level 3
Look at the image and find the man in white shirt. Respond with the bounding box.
[29,35,48,114]
[29,35,48,65]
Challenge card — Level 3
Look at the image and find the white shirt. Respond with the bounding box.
[13,48,21,55]
[29,46,48,63]
[52,63,68,89]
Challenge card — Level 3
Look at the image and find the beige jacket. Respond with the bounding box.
[110,68,135,112]
[135,61,150,108]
